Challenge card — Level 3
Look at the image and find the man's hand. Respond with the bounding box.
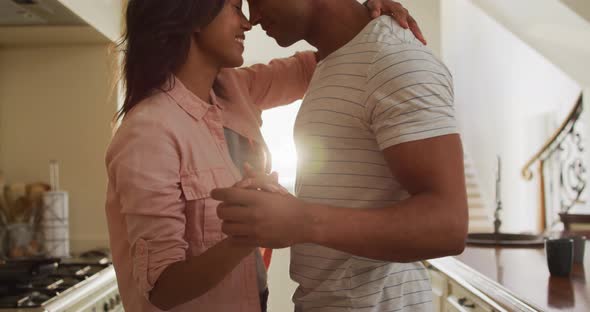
[212,188,309,249]
[365,0,427,45]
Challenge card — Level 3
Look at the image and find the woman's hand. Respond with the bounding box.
[365,0,427,45]
[233,163,289,195]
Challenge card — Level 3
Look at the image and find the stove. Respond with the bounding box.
[0,253,121,312]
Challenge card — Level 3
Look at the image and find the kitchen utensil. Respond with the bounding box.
[7,223,35,258]
[49,160,60,191]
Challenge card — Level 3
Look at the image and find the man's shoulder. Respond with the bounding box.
[340,17,432,65]
[353,16,419,46]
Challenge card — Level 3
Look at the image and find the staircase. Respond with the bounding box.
[464,154,493,233]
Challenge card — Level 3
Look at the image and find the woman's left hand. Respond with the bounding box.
[365,0,427,45]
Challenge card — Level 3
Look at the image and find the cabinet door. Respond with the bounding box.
[446,280,496,312]
[426,264,448,312]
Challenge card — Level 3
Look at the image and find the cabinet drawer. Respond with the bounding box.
[446,280,495,312]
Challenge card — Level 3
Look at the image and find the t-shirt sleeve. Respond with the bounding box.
[364,43,458,150]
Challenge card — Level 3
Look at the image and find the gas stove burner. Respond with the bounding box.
[0,290,53,309]
[17,291,52,308]
[0,254,116,310]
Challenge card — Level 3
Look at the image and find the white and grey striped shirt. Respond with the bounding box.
[291,16,457,312]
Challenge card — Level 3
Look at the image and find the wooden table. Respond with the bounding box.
[452,245,589,311]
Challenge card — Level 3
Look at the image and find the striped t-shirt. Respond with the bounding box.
[291,16,457,311]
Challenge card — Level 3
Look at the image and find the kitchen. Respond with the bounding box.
[1,0,123,310]
[0,0,589,311]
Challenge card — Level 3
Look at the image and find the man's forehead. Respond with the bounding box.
[246,0,284,5]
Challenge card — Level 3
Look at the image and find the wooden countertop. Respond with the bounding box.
[431,244,589,311]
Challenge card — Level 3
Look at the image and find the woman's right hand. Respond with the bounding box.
[365,0,427,45]
[233,163,289,195]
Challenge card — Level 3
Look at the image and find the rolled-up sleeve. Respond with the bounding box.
[238,51,317,110]
[107,118,188,299]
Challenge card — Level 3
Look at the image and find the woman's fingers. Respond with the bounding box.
[388,2,409,29]
[243,162,257,178]
[408,15,427,45]
[233,177,287,194]
[236,163,286,193]
[270,171,279,184]
[366,0,383,19]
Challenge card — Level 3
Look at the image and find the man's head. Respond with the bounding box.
[248,0,313,47]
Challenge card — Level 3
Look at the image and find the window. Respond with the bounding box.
[260,101,302,192]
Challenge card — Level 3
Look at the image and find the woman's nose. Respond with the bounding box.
[242,17,253,31]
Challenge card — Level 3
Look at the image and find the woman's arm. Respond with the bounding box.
[108,118,254,311]
[235,51,317,111]
[150,239,254,310]
[235,0,426,111]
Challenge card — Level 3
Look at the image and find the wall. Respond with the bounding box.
[468,0,590,87]
[0,44,119,253]
[0,50,2,175]
[560,0,590,23]
[57,0,124,42]
[399,0,441,57]
[441,0,581,233]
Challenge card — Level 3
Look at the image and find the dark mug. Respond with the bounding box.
[571,236,586,264]
[545,238,574,277]
[560,234,587,264]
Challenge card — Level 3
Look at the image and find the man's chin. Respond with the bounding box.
[274,36,297,48]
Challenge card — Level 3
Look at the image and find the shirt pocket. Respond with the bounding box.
[180,167,235,244]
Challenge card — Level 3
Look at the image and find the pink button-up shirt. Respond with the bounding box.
[105,52,316,312]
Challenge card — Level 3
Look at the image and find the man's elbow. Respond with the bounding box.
[150,293,174,311]
[445,203,469,256]
[447,232,467,256]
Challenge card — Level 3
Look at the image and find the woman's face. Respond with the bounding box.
[197,0,251,68]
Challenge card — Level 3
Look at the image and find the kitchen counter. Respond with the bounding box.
[428,244,589,311]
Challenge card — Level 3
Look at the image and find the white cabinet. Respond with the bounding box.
[426,263,501,312]
[445,280,496,312]
[427,265,448,312]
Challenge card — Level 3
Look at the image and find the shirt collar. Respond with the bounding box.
[166,76,223,121]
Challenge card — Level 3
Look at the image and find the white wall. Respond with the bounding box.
[561,0,590,23]
[0,45,119,253]
[57,0,124,42]
[399,0,441,57]
[468,0,590,87]
[441,0,581,233]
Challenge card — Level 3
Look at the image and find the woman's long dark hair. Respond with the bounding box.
[116,0,226,120]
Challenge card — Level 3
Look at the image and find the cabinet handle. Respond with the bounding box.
[458,297,476,309]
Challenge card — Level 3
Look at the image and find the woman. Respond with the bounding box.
[105,0,422,311]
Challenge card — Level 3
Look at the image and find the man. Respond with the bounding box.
[213,0,468,311]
